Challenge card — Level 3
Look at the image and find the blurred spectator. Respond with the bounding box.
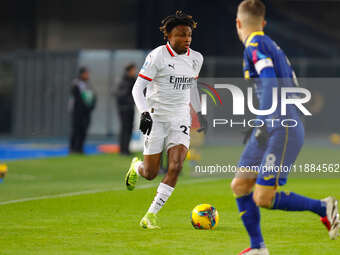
[115,64,137,155]
[69,67,96,154]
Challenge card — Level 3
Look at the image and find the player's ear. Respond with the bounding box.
[167,31,172,41]
[236,18,241,29]
[262,20,267,28]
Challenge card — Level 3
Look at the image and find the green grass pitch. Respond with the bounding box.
[0,146,339,255]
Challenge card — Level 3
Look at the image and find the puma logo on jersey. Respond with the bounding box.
[168,64,175,69]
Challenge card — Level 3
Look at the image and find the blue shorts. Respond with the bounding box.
[238,122,304,187]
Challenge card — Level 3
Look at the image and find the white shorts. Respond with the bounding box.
[143,118,191,155]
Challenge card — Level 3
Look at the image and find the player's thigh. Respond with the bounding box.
[257,125,304,188]
[167,144,188,173]
[143,153,162,176]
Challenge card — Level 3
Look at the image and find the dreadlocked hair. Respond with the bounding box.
[160,10,197,40]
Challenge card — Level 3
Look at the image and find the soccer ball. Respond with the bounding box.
[191,204,219,230]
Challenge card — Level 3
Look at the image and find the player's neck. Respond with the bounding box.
[242,28,263,43]
[168,42,187,55]
[175,49,187,55]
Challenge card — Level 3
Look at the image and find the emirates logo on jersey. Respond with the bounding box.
[169,76,194,90]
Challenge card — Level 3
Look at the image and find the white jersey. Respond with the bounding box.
[138,42,203,121]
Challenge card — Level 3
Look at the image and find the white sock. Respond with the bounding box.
[134,161,143,176]
[147,183,174,214]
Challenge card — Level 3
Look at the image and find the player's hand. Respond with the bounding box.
[197,112,208,134]
[254,126,269,147]
[242,127,254,145]
[139,112,153,135]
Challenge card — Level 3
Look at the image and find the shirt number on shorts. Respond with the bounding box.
[180,125,190,135]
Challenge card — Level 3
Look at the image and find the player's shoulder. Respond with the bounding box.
[146,45,165,59]
[246,32,274,50]
[189,48,204,63]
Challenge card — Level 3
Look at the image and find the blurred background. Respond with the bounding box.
[1,2,340,253]
[1,0,340,160]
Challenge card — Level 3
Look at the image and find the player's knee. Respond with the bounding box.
[253,192,274,208]
[144,171,157,180]
[143,166,158,180]
[230,179,238,193]
[168,160,183,175]
[144,172,157,180]
[230,178,253,196]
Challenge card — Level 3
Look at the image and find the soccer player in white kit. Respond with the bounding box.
[124,11,207,229]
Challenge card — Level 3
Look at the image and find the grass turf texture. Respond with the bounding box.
[0,146,339,255]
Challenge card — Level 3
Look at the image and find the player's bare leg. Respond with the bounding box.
[162,144,188,187]
[140,145,188,229]
[138,153,162,180]
[230,175,256,197]
[125,153,161,191]
[253,185,276,208]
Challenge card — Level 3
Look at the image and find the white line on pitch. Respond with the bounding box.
[0,178,220,206]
